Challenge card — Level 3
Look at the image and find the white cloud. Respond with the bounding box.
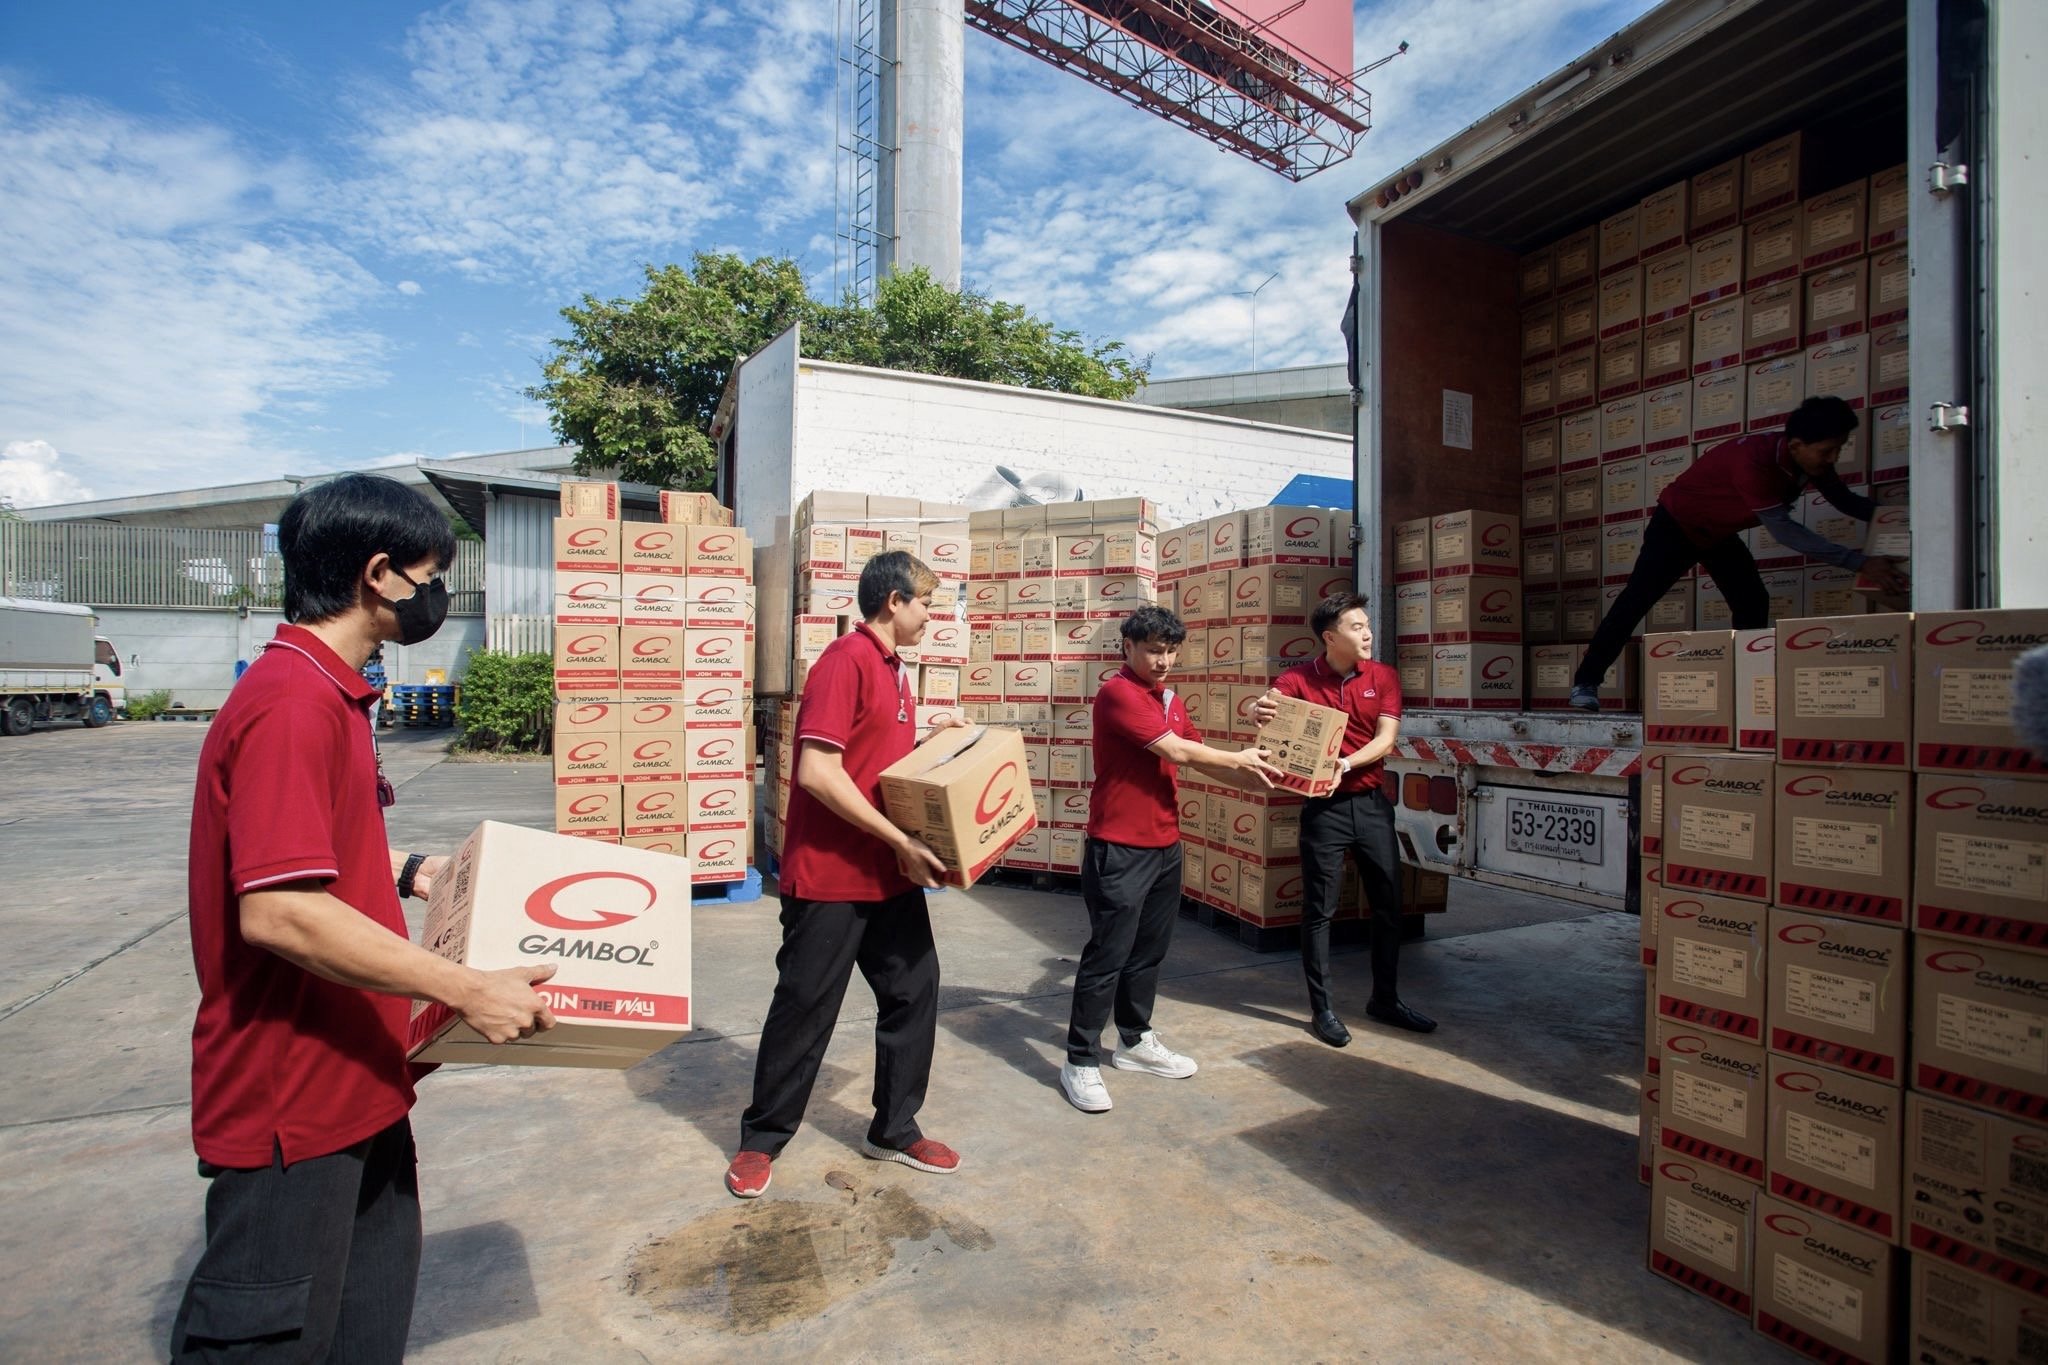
[0,439,95,507]
[396,279,424,295]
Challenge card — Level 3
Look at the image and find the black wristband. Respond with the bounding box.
[397,852,427,901]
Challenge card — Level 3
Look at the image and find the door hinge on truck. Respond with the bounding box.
[1928,402,1970,432]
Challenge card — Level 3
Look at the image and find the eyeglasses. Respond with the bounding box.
[393,567,447,593]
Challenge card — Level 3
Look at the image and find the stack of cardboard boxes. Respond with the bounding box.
[1636,605,2048,1361]
[763,490,970,858]
[1522,134,1911,648]
[549,482,757,884]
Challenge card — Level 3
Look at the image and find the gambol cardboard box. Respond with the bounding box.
[1776,615,1913,767]
[1646,631,1737,746]
[1772,767,1911,923]
[1766,908,1907,1082]
[1913,774,2048,950]
[1254,694,1347,795]
[1909,1255,2048,1365]
[878,725,1036,888]
[1914,610,2048,776]
[1752,1194,1898,1361]
[1649,1155,1757,1316]
[1659,1028,1767,1180]
[1656,891,1768,1041]
[1735,628,1777,752]
[553,783,622,841]
[1763,1057,1905,1244]
[1640,1070,1662,1185]
[560,479,621,520]
[1663,752,1775,901]
[553,517,620,573]
[1911,938,2048,1121]
[407,821,692,1068]
[1905,1091,2048,1295]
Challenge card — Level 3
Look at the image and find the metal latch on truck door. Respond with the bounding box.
[1927,162,1969,195]
[1928,402,1970,432]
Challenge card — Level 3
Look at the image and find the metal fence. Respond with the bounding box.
[0,521,485,613]
[487,614,554,654]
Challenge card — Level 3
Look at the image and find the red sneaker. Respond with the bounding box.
[724,1150,773,1198]
[860,1137,961,1174]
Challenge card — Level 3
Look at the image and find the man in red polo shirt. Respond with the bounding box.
[172,475,555,1362]
[1059,604,1282,1113]
[1571,396,1906,710]
[1254,591,1426,1045]
[726,551,963,1198]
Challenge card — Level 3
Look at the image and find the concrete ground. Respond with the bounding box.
[0,721,1784,1363]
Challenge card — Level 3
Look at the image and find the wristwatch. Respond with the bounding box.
[397,852,427,901]
[1337,754,1353,776]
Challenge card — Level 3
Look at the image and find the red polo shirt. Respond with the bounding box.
[781,623,918,902]
[1272,654,1403,795]
[187,624,415,1168]
[1088,666,1199,848]
[1659,432,1817,544]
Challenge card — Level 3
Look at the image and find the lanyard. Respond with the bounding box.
[894,660,911,725]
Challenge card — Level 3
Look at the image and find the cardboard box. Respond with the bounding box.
[1801,181,1868,272]
[1805,335,1870,411]
[554,626,621,696]
[1204,512,1245,570]
[1521,476,1559,536]
[1599,203,1641,275]
[555,699,621,739]
[1772,767,1911,923]
[1647,582,1695,634]
[1431,642,1522,712]
[1393,516,1432,583]
[1691,228,1744,307]
[1645,630,1736,746]
[1766,908,1907,1084]
[1597,265,1642,339]
[1560,587,1602,642]
[1656,891,1769,1041]
[622,780,687,836]
[1520,419,1559,479]
[1553,226,1596,292]
[552,782,623,841]
[1598,333,1643,400]
[1647,444,1695,502]
[407,821,690,1067]
[620,523,684,577]
[1256,694,1347,795]
[1765,1057,1902,1249]
[1601,456,1646,523]
[1692,294,1745,374]
[1430,510,1519,578]
[1556,409,1598,471]
[1744,132,1803,218]
[1230,565,1318,623]
[1776,614,1912,767]
[1664,753,1775,902]
[1603,518,1645,585]
[1660,1028,1768,1180]
[1742,278,1802,361]
[877,725,1036,888]
[1693,369,1746,443]
[1643,315,1692,388]
[1805,259,1870,345]
[1641,381,1692,455]
[1649,1155,1756,1316]
[1523,534,1560,587]
[1396,644,1432,701]
[1747,354,1806,432]
[1691,156,1744,236]
[1753,1194,1898,1357]
[1913,774,2048,951]
[559,480,621,520]
[659,489,728,525]
[1905,1092,2048,1293]
[616,572,684,628]
[618,728,686,786]
[681,627,744,680]
[1869,245,1909,329]
[1556,351,1595,412]
[1521,301,1557,361]
[554,571,622,626]
[1556,285,1598,354]
[1744,209,1802,291]
[1864,407,1908,487]
[1643,853,1666,956]
[1600,394,1644,460]
[1866,320,1908,408]
[1521,361,1557,418]
[1244,507,1334,567]
[554,728,623,786]
[1734,628,1777,752]
[1913,611,2048,776]
[553,517,621,573]
[1526,643,1577,709]
[1641,179,1689,257]
[1394,580,1432,646]
[1560,528,1600,585]
[1642,248,1692,326]
[1641,1069,1663,1184]
[1909,1257,2048,1365]
[1429,575,1521,644]
[1803,565,1861,619]
[1235,861,1307,924]
[682,727,747,780]
[1520,245,1555,301]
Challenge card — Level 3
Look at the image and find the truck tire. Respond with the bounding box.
[1,698,33,737]
[83,695,113,728]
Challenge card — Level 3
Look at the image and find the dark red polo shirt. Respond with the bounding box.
[1659,433,1810,544]
[782,622,918,902]
[1088,665,1199,848]
[187,624,415,1168]
[1272,654,1403,795]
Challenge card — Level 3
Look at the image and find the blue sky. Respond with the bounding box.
[0,0,1653,506]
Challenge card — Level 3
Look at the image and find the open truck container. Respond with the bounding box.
[1346,0,2042,909]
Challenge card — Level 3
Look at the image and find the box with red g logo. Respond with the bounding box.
[1655,891,1767,1041]
[622,524,684,576]
[683,729,748,781]
[407,820,692,1068]
[1752,1193,1897,1358]
[878,725,1037,889]
[1763,1055,1904,1245]
[1662,752,1774,901]
[1648,1156,1756,1317]
[552,517,620,573]
[1776,614,1912,767]
[1658,1028,1767,1181]
[1766,907,1906,1082]
[1911,937,2048,1122]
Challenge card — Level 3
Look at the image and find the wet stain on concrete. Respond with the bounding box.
[627,1176,993,1334]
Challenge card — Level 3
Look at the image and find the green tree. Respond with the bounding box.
[529,255,1146,490]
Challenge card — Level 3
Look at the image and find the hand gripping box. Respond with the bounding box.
[407,821,692,1068]
[1909,1256,2048,1365]
[878,725,1037,889]
[1912,938,2048,1122]
[1773,768,1912,923]
[1660,1028,1768,1180]
[1255,695,1347,796]
[1776,615,1913,768]
[1645,630,1737,746]
[1915,610,2048,776]
[1649,1155,1757,1316]
[1752,1195,1898,1362]
[1656,891,1768,1041]
[1766,908,1907,1082]
[1663,753,1774,901]
[1763,1057,1905,1244]
[1905,1091,2048,1295]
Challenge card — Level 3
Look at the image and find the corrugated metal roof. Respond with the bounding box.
[1368,0,1906,253]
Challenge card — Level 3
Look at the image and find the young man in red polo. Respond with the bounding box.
[726,551,961,1197]
[1059,604,1282,1113]
[1570,396,1907,710]
[1254,592,1430,1045]
[172,475,555,1362]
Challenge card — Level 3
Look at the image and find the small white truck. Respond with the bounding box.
[0,597,126,734]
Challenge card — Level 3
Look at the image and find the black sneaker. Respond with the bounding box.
[1568,684,1600,713]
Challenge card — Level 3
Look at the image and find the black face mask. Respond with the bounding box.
[382,566,449,646]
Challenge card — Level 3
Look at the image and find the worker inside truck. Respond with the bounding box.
[1569,396,1909,712]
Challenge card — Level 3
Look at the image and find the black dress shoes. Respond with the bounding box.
[1311,1010,1351,1047]
[1366,998,1437,1033]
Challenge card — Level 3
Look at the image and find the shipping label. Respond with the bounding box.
[1939,669,2015,727]
[1664,1200,1741,1272]
[1784,964,1877,1033]
[1657,670,1719,711]
[1813,285,1857,321]
[1785,1111,1879,1191]
[1751,675,1776,721]
[1794,666,1884,718]
[1771,1255,1865,1340]
[1936,994,2048,1075]
[1437,532,1467,561]
[1935,834,2048,901]
[1680,807,1757,861]
[1672,1069,1750,1139]
[1673,938,1750,997]
[1792,817,1882,875]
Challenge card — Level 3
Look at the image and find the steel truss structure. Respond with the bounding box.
[965,0,1377,180]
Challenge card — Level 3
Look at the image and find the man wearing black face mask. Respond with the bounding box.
[171,474,555,1363]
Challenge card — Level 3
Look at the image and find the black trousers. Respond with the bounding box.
[1298,788,1403,1014]
[169,1118,420,1363]
[1575,505,1771,689]
[740,889,939,1156]
[1065,838,1182,1066]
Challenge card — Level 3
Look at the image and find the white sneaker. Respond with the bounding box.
[1112,1030,1198,1079]
[1059,1061,1113,1112]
